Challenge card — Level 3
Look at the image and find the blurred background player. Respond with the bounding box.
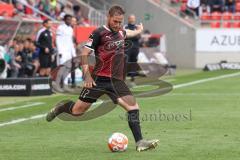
[124,14,141,82]
[46,5,159,152]
[56,14,76,87]
[36,19,53,77]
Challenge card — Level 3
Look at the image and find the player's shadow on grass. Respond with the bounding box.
[57,80,172,121]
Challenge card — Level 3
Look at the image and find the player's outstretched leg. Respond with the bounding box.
[46,100,75,122]
[46,99,91,122]
[117,96,159,152]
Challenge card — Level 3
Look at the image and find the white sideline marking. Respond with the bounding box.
[0,114,46,127]
[173,72,240,89]
[0,72,240,127]
[167,93,240,96]
[0,102,45,112]
[0,94,61,106]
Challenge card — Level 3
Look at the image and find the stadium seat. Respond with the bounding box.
[181,0,187,3]
[200,12,210,21]
[210,21,221,28]
[211,12,222,20]
[0,3,14,17]
[232,22,240,28]
[233,12,240,20]
[180,3,187,12]
[222,22,232,28]
[236,3,240,12]
[222,12,232,20]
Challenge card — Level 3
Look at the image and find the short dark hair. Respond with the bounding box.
[43,19,50,25]
[108,5,125,17]
[25,38,32,42]
[73,5,81,12]
[64,14,72,21]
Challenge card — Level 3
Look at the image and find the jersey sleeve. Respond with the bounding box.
[84,29,101,51]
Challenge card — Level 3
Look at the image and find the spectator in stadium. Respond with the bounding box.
[42,0,51,15]
[57,5,66,20]
[225,0,236,12]
[36,19,53,77]
[56,14,76,86]
[25,0,34,15]
[73,5,82,24]
[71,16,78,27]
[14,1,25,16]
[6,41,19,77]
[12,42,24,77]
[22,38,35,77]
[49,7,56,18]
[124,14,141,82]
[199,0,211,16]
[209,0,224,12]
[50,0,57,9]
[187,0,200,16]
[0,46,7,79]
[30,40,40,76]
[79,17,90,26]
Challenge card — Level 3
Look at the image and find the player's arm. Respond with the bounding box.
[125,23,144,38]
[81,29,100,88]
[81,47,96,88]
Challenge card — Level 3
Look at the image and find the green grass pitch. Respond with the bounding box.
[0,70,240,160]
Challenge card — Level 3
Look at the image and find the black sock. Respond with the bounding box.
[56,101,75,115]
[128,109,143,143]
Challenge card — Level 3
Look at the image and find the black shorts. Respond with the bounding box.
[79,76,132,104]
[39,53,51,68]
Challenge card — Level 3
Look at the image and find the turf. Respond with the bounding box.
[0,70,240,160]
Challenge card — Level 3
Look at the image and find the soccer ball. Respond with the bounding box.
[108,132,128,152]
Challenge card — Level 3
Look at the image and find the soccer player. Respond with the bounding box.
[46,5,159,152]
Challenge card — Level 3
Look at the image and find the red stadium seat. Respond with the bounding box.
[232,22,240,28]
[222,12,232,20]
[0,3,14,17]
[211,12,222,20]
[233,12,240,20]
[210,21,221,28]
[180,3,187,12]
[200,12,210,21]
[222,22,232,28]
[181,0,187,3]
[236,3,240,12]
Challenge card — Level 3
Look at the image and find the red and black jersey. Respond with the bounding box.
[85,25,127,80]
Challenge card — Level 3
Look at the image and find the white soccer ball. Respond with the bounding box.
[108,132,128,152]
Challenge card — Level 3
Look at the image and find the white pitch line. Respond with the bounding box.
[0,72,240,128]
[0,94,61,106]
[173,72,240,89]
[0,102,45,112]
[167,93,240,96]
[0,114,46,127]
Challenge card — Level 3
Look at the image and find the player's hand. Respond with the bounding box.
[84,75,96,88]
[136,23,144,33]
